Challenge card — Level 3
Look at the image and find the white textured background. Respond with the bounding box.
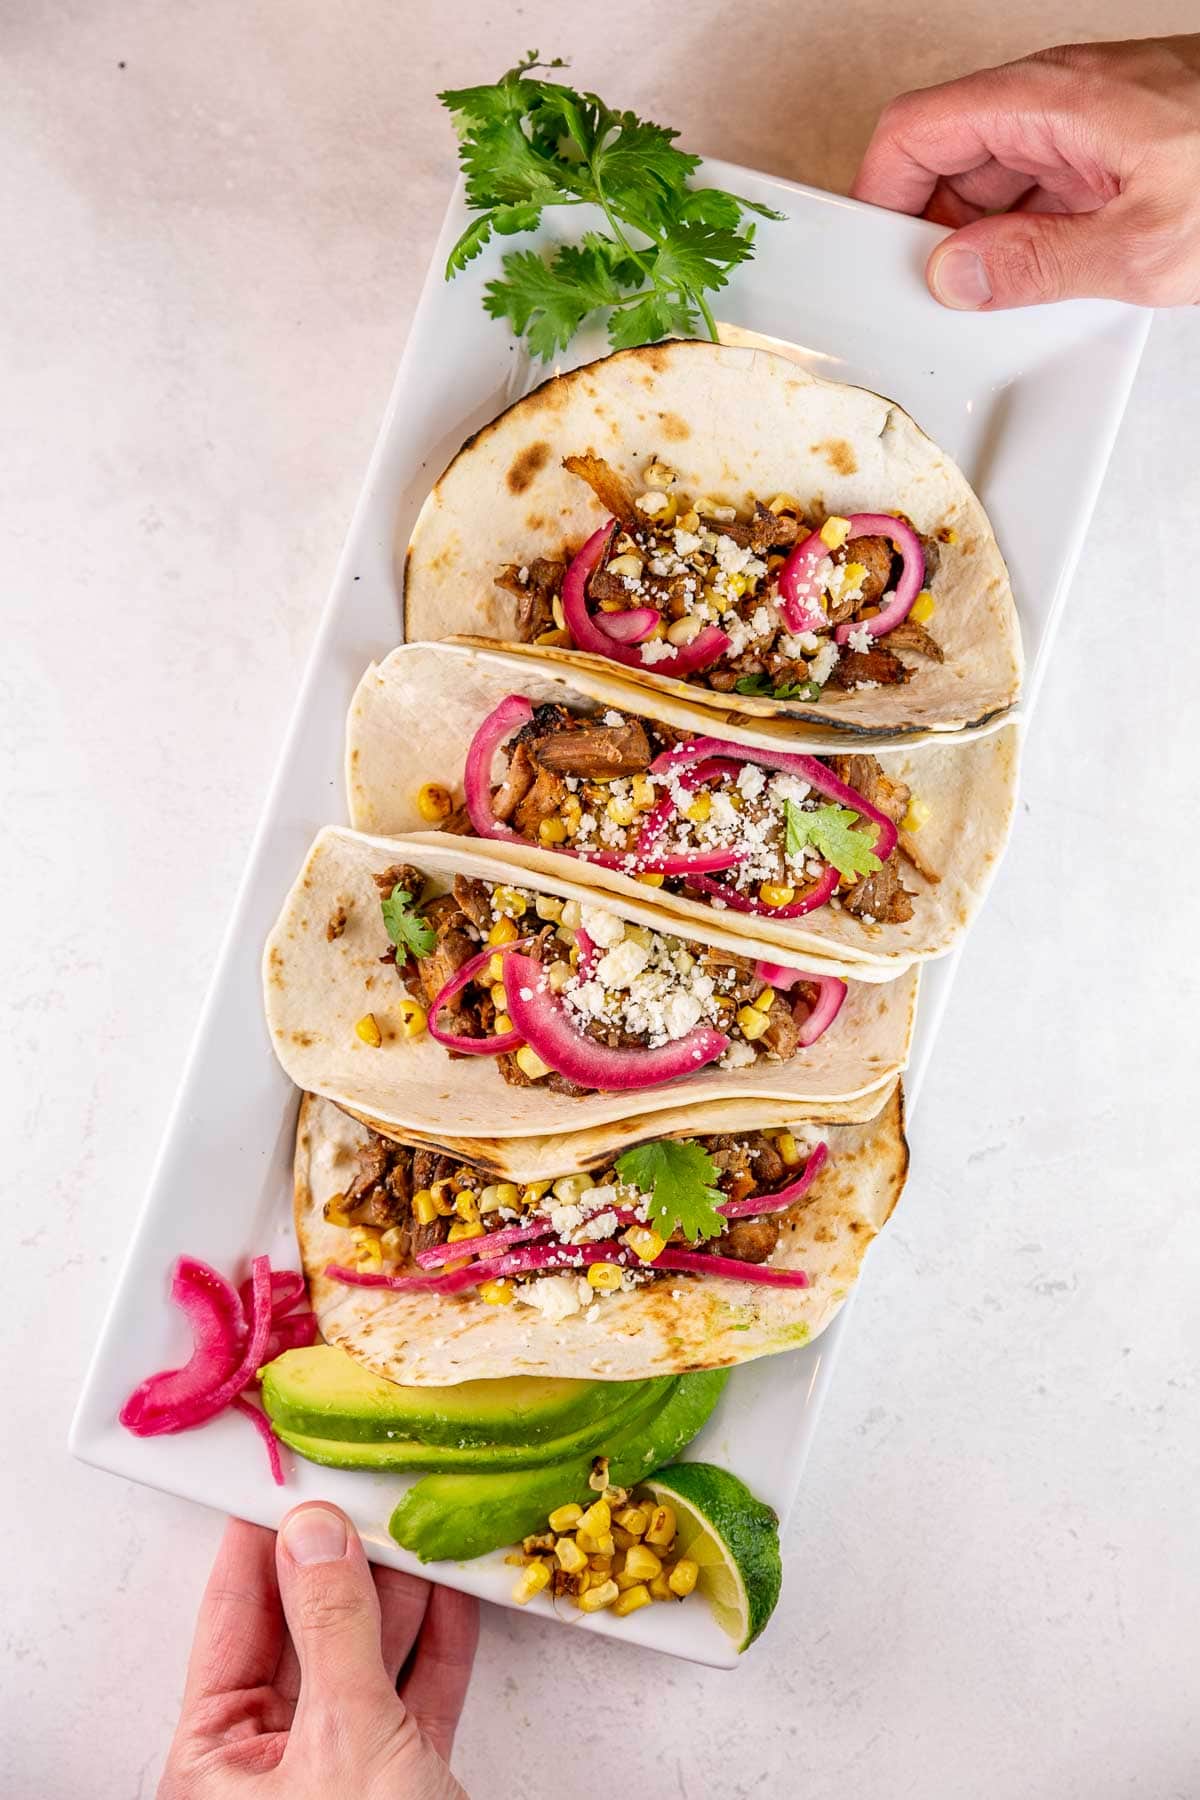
[3,4,1198,1797]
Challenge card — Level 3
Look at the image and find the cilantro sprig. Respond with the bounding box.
[785,801,882,880]
[615,1139,725,1245]
[439,52,782,360]
[734,673,823,703]
[380,886,436,960]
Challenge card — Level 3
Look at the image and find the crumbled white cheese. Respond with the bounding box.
[595,938,650,988]
[515,1275,590,1321]
[517,565,529,584]
[548,1202,583,1238]
[639,639,676,666]
[602,710,625,727]
[673,527,702,555]
[580,905,625,948]
[573,1210,620,1243]
[847,624,874,654]
[720,1039,757,1068]
[636,491,671,516]
[808,640,840,686]
[736,764,767,801]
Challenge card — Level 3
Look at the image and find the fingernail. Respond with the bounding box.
[930,246,992,310]
[282,1507,348,1565]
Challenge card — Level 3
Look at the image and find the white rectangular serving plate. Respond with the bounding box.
[71,161,1149,1668]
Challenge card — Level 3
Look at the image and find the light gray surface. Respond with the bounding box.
[3,5,1198,1797]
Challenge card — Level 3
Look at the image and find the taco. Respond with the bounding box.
[295,1088,908,1382]
[403,340,1021,739]
[263,829,917,1146]
[347,642,1018,972]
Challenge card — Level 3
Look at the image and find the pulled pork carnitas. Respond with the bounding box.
[497,453,947,702]
[371,864,847,1097]
[324,1117,828,1313]
[448,694,939,927]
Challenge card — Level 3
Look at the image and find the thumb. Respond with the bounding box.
[926,207,1122,311]
[275,1504,396,1728]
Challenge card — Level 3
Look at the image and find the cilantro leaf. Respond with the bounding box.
[785,801,882,879]
[733,673,823,702]
[380,886,436,959]
[439,58,781,359]
[615,1139,725,1245]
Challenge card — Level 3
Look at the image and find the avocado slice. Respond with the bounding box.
[261,1345,653,1448]
[272,1376,673,1473]
[389,1368,730,1564]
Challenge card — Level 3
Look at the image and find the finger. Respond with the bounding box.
[182,1518,285,1716]
[924,163,1036,227]
[398,1585,480,1762]
[274,1504,396,1732]
[374,1562,432,1687]
[852,72,1005,214]
[925,204,1133,310]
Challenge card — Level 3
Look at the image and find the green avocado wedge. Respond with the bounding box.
[261,1345,653,1448]
[271,1377,673,1473]
[389,1369,730,1564]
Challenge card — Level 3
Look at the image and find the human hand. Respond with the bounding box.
[852,35,1200,310]
[159,1504,479,1800]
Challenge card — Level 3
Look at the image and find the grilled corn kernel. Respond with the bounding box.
[576,1530,615,1557]
[534,627,570,646]
[642,459,676,490]
[492,886,526,917]
[612,1583,652,1618]
[447,1220,485,1243]
[577,1579,620,1613]
[625,1544,663,1581]
[411,1189,438,1225]
[630,775,656,809]
[487,915,520,948]
[752,985,776,1012]
[666,614,702,647]
[909,591,935,626]
[901,796,931,833]
[722,571,749,600]
[685,792,712,824]
[512,1560,551,1605]
[323,1193,352,1228]
[605,796,636,827]
[454,1190,480,1223]
[493,1013,514,1035]
[539,818,568,844]
[668,1558,699,1597]
[552,1173,595,1205]
[840,561,868,592]
[416,782,453,824]
[579,1499,611,1536]
[614,1504,650,1537]
[677,508,700,533]
[554,1536,588,1574]
[477,1184,502,1214]
[354,1013,382,1048]
[611,1526,637,1551]
[478,1278,513,1305]
[623,1226,666,1265]
[379,1226,407,1260]
[768,492,802,515]
[759,882,795,908]
[515,1046,551,1081]
[636,872,665,888]
[430,1179,457,1215]
[520,1180,551,1207]
[524,1532,556,1554]
[645,1504,676,1548]
[503,1551,527,1566]
[588,1554,614,1576]
[776,1130,802,1167]
[541,959,569,994]
[355,1241,383,1272]
[587,1262,623,1293]
[482,954,501,985]
[820,515,852,550]
[488,982,508,1010]
[534,894,564,922]
[396,998,427,1038]
[587,1457,610,1493]
[615,1566,643,1591]
[737,1005,771,1042]
[649,1572,676,1601]
[548,1502,583,1534]
[607,552,645,580]
[560,899,582,930]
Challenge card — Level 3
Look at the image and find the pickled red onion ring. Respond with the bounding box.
[595,606,660,644]
[687,865,840,918]
[232,1395,285,1486]
[119,1257,247,1436]
[717,1142,829,1218]
[562,524,730,676]
[464,693,534,843]
[652,1251,810,1286]
[426,939,534,1055]
[502,951,728,1090]
[831,514,925,643]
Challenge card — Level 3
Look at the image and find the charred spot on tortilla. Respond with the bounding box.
[658,412,690,441]
[506,441,552,495]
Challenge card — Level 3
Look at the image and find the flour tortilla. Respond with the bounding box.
[296,1088,909,1383]
[263,828,917,1155]
[403,339,1022,739]
[346,641,1019,975]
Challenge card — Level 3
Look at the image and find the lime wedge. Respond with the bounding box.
[642,1462,782,1651]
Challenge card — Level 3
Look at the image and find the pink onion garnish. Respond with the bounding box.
[778,528,835,633]
[502,950,728,1091]
[832,513,925,642]
[750,960,847,1045]
[718,1142,829,1218]
[232,1395,286,1486]
[463,693,534,843]
[264,1310,319,1362]
[562,524,730,676]
[119,1257,248,1436]
[595,605,660,644]
[687,864,840,918]
[574,925,599,981]
[653,1251,810,1287]
[239,1268,306,1322]
[426,939,534,1055]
